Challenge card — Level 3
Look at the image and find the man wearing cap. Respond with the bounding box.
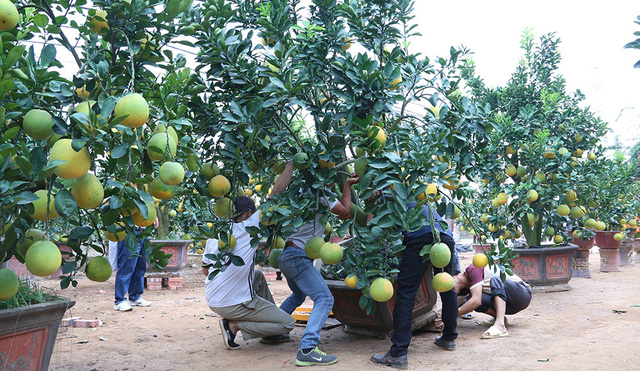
[205,196,295,350]
[270,162,359,367]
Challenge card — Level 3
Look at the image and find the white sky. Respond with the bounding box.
[411,0,640,151]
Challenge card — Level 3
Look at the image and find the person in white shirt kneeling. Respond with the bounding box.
[203,196,295,350]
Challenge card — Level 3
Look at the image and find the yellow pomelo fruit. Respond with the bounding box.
[262,36,276,46]
[318,151,336,169]
[25,241,62,277]
[73,100,101,130]
[527,189,538,202]
[49,138,91,179]
[433,272,454,292]
[390,75,402,90]
[245,188,253,197]
[553,235,564,244]
[132,202,157,227]
[369,127,387,149]
[159,161,185,186]
[272,236,285,250]
[88,9,109,34]
[0,268,19,300]
[209,175,231,197]
[614,232,625,241]
[451,205,461,219]
[345,274,358,288]
[505,145,516,155]
[574,148,584,157]
[442,177,460,191]
[17,229,46,258]
[293,152,310,170]
[429,242,451,268]
[545,227,555,236]
[319,242,343,265]
[86,256,112,282]
[214,197,234,218]
[558,147,569,156]
[115,93,148,128]
[556,204,570,216]
[71,173,104,209]
[570,206,585,219]
[147,133,177,161]
[324,222,331,235]
[218,233,236,251]
[23,109,54,140]
[594,221,606,231]
[268,248,282,269]
[271,160,285,174]
[152,124,179,145]
[30,190,59,221]
[516,166,527,177]
[527,213,539,223]
[149,177,175,200]
[587,152,596,160]
[472,253,489,268]
[304,237,325,260]
[505,165,516,177]
[629,219,638,227]
[341,37,352,51]
[370,277,394,302]
[168,209,177,217]
[0,0,19,31]
[572,230,580,239]
[534,171,546,183]
[585,218,596,229]
[496,192,508,205]
[426,183,438,198]
[201,162,220,180]
[76,85,90,99]
[105,222,126,242]
[565,190,577,202]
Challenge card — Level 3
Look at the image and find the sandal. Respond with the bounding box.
[478,317,508,327]
[481,325,509,339]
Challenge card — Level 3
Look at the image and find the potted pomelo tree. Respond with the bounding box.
[461,31,609,290]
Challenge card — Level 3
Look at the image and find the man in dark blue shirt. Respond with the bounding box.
[372,203,460,369]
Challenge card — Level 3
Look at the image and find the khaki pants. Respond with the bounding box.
[210,270,295,340]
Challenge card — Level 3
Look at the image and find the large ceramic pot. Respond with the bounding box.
[146,239,193,273]
[0,300,75,370]
[326,269,437,337]
[570,236,595,279]
[594,231,623,272]
[512,244,578,292]
[619,239,634,266]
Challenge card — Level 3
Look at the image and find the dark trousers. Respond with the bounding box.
[477,277,532,315]
[390,233,459,357]
[114,240,146,304]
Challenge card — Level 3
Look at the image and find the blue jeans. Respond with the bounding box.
[114,239,147,304]
[390,233,460,357]
[278,247,334,350]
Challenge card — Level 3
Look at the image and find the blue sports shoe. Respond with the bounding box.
[295,347,338,366]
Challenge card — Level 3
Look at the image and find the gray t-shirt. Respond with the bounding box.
[287,198,338,249]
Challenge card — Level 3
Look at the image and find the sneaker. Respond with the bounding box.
[114,301,133,312]
[295,347,338,367]
[434,336,456,351]
[370,352,408,369]
[128,297,152,307]
[259,334,291,344]
[219,319,240,350]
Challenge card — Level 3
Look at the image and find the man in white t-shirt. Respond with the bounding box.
[271,162,359,367]
[203,196,294,350]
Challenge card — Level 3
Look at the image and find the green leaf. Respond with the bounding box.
[15,191,38,205]
[111,144,128,159]
[54,189,77,217]
[69,226,94,241]
[39,44,56,68]
[71,138,87,152]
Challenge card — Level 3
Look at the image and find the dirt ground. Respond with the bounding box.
[44,251,640,371]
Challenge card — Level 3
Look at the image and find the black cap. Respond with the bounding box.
[234,196,256,214]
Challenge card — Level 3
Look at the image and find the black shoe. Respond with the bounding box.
[219,319,240,350]
[259,334,291,344]
[371,352,408,369]
[434,336,456,351]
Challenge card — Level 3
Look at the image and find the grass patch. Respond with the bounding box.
[0,279,64,310]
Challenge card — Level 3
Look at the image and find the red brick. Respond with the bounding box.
[73,319,100,328]
[61,317,83,326]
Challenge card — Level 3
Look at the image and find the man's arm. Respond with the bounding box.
[269,162,294,198]
[457,285,483,316]
[331,175,360,220]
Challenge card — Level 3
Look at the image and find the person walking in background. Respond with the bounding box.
[113,229,152,312]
